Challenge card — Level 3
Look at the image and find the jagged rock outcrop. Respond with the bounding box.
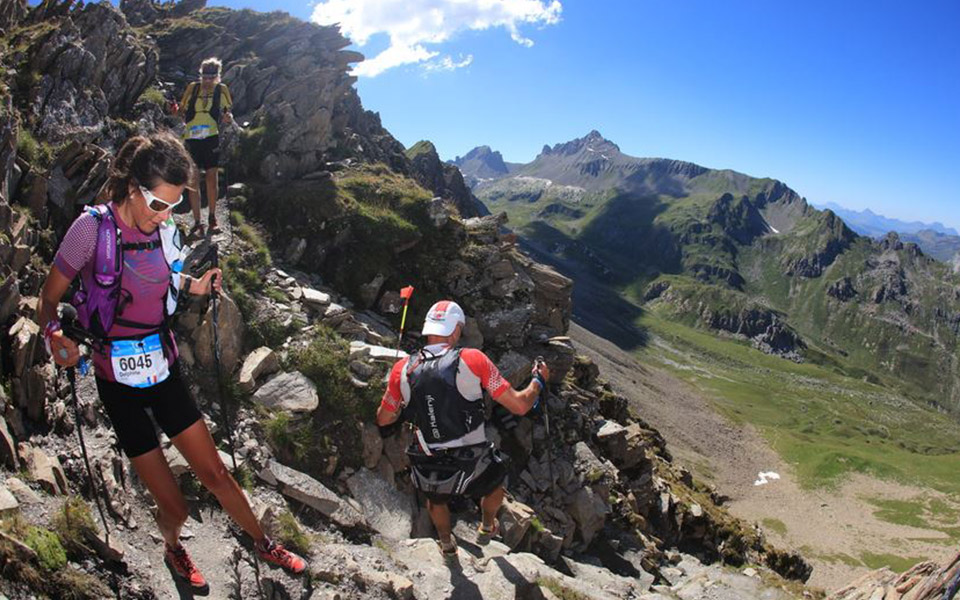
[784,210,858,278]
[704,307,805,358]
[828,276,858,301]
[406,140,484,218]
[829,551,959,599]
[10,1,158,142]
[707,193,770,246]
[0,0,26,30]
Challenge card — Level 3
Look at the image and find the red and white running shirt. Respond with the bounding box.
[381,344,510,449]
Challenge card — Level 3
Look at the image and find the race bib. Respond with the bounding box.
[188,124,212,140]
[110,334,169,388]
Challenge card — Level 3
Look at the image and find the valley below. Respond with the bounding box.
[570,320,960,592]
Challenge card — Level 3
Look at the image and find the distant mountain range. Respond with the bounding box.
[450,131,960,413]
[810,203,960,263]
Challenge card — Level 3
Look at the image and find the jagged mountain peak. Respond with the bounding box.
[538,129,621,158]
[449,144,512,187]
[456,145,497,161]
[452,144,507,171]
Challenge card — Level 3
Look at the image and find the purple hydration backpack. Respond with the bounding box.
[71,204,186,339]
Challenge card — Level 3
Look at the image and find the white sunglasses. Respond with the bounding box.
[139,186,184,213]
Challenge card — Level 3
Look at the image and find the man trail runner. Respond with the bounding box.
[376,300,550,559]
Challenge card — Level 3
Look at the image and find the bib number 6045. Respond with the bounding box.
[119,354,153,371]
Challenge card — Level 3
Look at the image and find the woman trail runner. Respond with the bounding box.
[37,132,306,592]
[179,57,233,238]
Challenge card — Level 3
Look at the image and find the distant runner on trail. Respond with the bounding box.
[376,300,550,560]
[179,57,233,238]
[36,132,305,592]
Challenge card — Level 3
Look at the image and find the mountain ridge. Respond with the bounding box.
[467,130,960,415]
[814,201,958,237]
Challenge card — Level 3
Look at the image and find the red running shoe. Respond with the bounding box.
[257,539,307,574]
[164,543,207,590]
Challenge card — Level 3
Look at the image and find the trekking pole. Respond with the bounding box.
[395,286,414,358]
[59,306,111,543]
[533,356,554,492]
[194,243,237,472]
[210,247,237,472]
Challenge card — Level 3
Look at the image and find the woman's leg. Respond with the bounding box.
[171,419,264,542]
[129,448,189,546]
[189,169,203,225]
[205,166,218,223]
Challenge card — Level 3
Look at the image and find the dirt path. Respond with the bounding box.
[569,322,960,592]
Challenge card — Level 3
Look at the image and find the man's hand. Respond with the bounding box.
[532,358,551,388]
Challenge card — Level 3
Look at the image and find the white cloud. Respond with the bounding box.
[423,54,474,73]
[313,0,562,77]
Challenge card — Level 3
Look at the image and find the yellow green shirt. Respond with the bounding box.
[181,82,233,140]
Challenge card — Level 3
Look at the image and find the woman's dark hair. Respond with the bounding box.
[105,131,196,204]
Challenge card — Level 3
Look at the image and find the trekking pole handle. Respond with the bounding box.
[58,305,93,375]
[532,356,547,386]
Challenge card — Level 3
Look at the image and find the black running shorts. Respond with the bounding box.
[418,446,510,505]
[95,363,203,458]
[184,135,220,170]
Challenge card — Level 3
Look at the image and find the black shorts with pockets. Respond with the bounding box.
[95,362,202,458]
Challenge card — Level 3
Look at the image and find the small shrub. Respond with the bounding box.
[264,411,313,463]
[51,567,112,599]
[52,496,97,555]
[229,113,282,181]
[275,510,312,556]
[289,325,376,421]
[535,577,590,600]
[265,287,288,303]
[234,464,254,492]
[138,86,167,108]
[247,315,304,349]
[24,526,67,571]
[530,516,545,533]
[585,468,605,483]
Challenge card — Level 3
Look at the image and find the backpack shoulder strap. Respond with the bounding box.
[92,204,122,274]
[211,83,222,122]
[185,81,201,123]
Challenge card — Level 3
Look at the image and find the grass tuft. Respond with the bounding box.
[52,496,97,556]
[274,510,312,557]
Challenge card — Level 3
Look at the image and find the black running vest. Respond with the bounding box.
[184,83,224,124]
[406,349,486,445]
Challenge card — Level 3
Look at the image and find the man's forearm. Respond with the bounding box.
[376,404,400,427]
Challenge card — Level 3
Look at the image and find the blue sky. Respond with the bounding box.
[209,0,960,229]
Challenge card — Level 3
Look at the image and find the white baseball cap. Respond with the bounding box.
[421,300,466,337]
